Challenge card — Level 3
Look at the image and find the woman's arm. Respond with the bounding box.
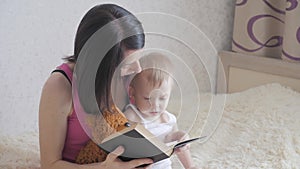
[39,73,81,169]
[39,73,153,169]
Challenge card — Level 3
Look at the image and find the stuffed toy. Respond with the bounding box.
[75,105,129,164]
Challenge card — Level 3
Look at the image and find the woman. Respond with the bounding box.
[39,4,153,169]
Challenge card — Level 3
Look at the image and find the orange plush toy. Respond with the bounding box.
[75,105,129,164]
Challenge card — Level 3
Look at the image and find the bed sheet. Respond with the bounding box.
[1,83,299,169]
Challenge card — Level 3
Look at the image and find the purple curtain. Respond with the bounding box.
[232,0,300,62]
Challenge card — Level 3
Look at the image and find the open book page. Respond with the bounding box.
[166,136,207,150]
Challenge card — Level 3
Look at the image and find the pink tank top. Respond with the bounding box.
[54,63,90,162]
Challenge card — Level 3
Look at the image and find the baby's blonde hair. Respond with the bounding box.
[131,52,173,88]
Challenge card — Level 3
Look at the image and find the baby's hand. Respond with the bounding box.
[165,130,189,142]
[165,131,190,153]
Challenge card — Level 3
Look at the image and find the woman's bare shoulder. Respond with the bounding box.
[42,73,72,98]
[40,72,72,116]
[42,62,74,95]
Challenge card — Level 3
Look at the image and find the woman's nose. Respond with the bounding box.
[131,60,142,73]
[120,60,142,76]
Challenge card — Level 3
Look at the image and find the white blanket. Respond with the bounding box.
[0,131,39,169]
[1,83,299,169]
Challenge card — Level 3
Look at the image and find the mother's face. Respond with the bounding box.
[110,49,143,110]
[120,50,142,77]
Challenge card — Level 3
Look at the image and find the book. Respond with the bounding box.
[99,123,206,163]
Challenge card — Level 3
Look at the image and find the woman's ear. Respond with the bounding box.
[128,86,135,104]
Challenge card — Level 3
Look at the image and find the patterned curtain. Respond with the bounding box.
[232,0,300,62]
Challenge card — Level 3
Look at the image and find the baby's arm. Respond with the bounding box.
[165,126,198,169]
[176,143,196,169]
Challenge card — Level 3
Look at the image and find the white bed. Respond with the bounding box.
[187,83,300,168]
[1,83,300,169]
[1,52,300,169]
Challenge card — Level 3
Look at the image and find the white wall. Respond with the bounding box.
[0,0,235,135]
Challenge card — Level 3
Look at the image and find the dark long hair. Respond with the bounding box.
[65,4,145,112]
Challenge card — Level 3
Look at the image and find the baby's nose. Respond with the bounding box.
[151,99,160,110]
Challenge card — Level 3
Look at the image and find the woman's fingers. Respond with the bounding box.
[125,158,153,169]
[105,146,153,169]
[105,146,124,163]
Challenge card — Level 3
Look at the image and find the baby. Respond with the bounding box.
[123,52,198,169]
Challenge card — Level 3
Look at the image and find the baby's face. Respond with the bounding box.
[132,75,172,121]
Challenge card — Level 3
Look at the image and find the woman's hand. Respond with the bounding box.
[101,146,153,169]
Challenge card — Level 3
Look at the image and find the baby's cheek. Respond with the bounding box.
[142,102,152,110]
[161,102,169,110]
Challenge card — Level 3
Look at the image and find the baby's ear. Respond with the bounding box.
[128,86,134,97]
[128,86,135,104]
